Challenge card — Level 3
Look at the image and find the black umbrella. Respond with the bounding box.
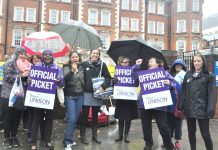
[107,37,168,70]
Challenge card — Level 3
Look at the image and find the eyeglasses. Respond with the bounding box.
[122,61,130,64]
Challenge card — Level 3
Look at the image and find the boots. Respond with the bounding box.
[124,120,131,143]
[115,120,124,142]
[80,126,89,144]
[92,126,101,144]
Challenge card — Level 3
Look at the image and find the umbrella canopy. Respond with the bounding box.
[51,20,102,50]
[21,31,69,58]
[107,37,168,70]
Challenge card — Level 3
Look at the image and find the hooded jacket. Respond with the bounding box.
[178,56,217,119]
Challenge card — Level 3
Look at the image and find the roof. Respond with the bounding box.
[203,13,218,30]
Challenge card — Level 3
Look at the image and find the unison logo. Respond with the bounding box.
[147,97,167,104]
[116,89,135,97]
[29,94,50,105]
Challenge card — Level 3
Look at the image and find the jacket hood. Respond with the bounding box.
[170,59,186,75]
[9,46,26,62]
[42,49,54,65]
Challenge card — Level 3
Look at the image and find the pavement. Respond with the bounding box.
[0,119,217,150]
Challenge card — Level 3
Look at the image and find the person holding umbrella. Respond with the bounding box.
[132,57,175,150]
[80,49,111,144]
[114,56,138,143]
[30,49,64,150]
[178,52,217,150]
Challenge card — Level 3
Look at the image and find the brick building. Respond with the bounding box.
[0,0,204,60]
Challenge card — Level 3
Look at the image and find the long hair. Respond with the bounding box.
[117,56,130,66]
[190,51,208,73]
[68,51,82,64]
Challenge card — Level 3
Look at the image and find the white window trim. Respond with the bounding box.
[192,0,199,12]
[192,20,199,33]
[61,11,71,22]
[148,21,156,34]
[148,1,155,14]
[131,18,139,31]
[131,0,139,11]
[61,0,71,3]
[12,28,23,46]
[177,0,186,12]
[88,8,98,25]
[176,39,186,52]
[0,0,3,16]
[192,39,199,50]
[49,9,59,24]
[157,2,164,15]
[177,20,186,33]
[100,35,110,50]
[101,10,111,26]
[26,8,36,22]
[122,0,129,10]
[121,17,129,31]
[13,7,24,21]
[157,22,164,34]
[102,0,111,3]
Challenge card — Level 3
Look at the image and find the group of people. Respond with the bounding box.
[0,46,216,150]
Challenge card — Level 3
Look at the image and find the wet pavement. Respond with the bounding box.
[0,119,217,150]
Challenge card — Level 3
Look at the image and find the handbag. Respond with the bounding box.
[9,75,25,110]
[174,89,185,118]
[92,62,113,98]
[108,96,115,116]
[57,86,65,105]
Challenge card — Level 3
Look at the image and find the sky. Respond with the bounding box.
[203,0,218,18]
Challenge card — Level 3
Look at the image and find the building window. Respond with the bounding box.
[61,11,70,22]
[176,39,186,52]
[14,7,24,21]
[61,0,71,2]
[177,0,186,12]
[121,17,129,31]
[131,0,139,11]
[0,0,3,16]
[102,0,111,2]
[101,10,111,26]
[26,8,36,22]
[131,19,139,31]
[193,0,199,11]
[156,40,164,50]
[177,20,186,33]
[148,1,155,13]
[148,21,155,34]
[192,39,199,50]
[100,35,110,50]
[49,9,59,24]
[88,8,98,25]
[122,0,129,10]
[12,29,23,46]
[157,2,164,15]
[157,22,164,34]
[192,20,199,33]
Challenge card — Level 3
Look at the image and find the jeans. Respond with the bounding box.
[186,117,213,150]
[64,96,84,145]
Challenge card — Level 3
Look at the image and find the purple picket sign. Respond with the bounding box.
[114,66,137,87]
[137,67,168,95]
[27,65,58,94]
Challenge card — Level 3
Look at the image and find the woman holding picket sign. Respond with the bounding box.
[1,46,30,149]
[132,57,176,150]
[80,49,111,144]
[30,49,64,150]
[113,56,138,143]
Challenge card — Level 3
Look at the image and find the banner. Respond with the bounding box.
[113,66,138,100]
[137,67,172,109]
[25,65,58,109]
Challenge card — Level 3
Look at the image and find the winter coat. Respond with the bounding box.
[63,63,84,96]
[132,64,177,111]
[178,71,217,119]
[81,59,111,93]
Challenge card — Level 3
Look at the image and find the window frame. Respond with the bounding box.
[147,21,156,34]
[101,9,111,26]
[13,6,24,21]
[88,8,98,25]
[157,2,164,15]
[131,0,139,11]
[122,0,129,10]
[49,9,59,24]
[12,28,23,46]
[157,22,164,34]
[61,10,71,22]
[26,8,36,22]
[131,18,139,31]
[148,1,156,14]
[177,20,186,33]
[176,39,186,52]
[192,20,199,33]
[121,17,129,31]
[177,0,186,12]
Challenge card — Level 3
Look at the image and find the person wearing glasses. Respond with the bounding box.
[114,56,138,143]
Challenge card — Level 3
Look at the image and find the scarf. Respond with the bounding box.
[16,58,31,72]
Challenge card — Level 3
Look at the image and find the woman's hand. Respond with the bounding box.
[71,63,78,73]
[99,87,105,93]
[136,59,143,65]
[163,79,170,85]
[22,70,29,77]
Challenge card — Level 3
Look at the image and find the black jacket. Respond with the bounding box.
[63,63,84,96]
[81,59,111,93]
[178,71,217,119]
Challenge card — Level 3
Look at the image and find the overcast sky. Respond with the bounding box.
[203,0,218,18]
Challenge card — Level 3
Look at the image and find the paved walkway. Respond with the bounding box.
[0,119,217,150]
